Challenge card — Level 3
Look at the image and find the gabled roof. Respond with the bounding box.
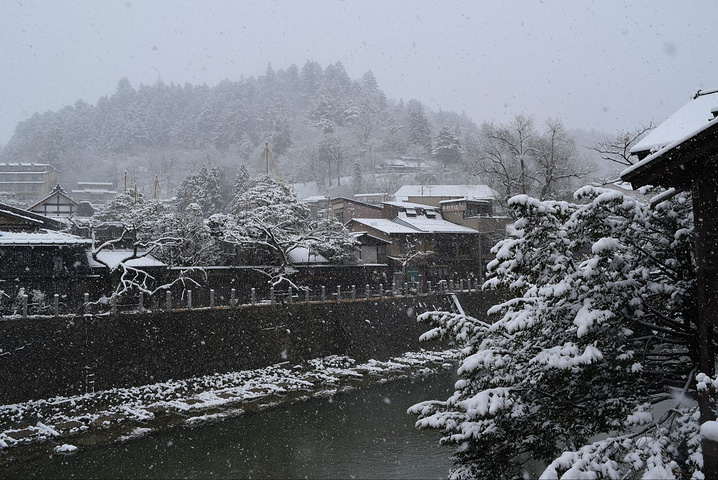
[29,184,80,210]
[393,184,498,201]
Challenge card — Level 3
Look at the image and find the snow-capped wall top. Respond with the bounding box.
[631,89,718,155]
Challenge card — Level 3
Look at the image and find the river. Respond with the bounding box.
[5,370,457,479]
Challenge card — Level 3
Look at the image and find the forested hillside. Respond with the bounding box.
[0,61,480,197]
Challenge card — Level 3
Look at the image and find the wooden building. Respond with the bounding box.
[28,184,80,218]
[329,197,383,223]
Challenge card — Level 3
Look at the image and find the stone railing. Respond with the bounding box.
[0,277,484,320]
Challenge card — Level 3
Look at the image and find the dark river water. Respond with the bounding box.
[5,370,457,479]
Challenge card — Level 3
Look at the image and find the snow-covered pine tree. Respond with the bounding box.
[410,186,707,479]
[177,164,230,215]
[407,99,432,153]
[432,126,463,164]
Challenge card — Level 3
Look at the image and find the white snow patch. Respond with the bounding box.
[700,420,718,442]
[54,444,78,454]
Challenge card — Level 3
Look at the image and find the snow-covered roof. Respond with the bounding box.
[0,181,45,184]
[350,218,419,235]
[302,195,328,202]
[0,163,52,167]
[72,189,116,194]
[394,212,478,234]
[77,182,113,187]
[382,200,437,210]
[392,185,498,201]
[0,208,44,225]
[86,250,166,269]
[286,247,329,264]
[350,214,477,235]
[622,90,718,183]
[0,230,91,246]
[631,90,718,155]
[439,197,491,205]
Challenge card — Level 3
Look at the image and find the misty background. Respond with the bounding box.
[1,0,716,200]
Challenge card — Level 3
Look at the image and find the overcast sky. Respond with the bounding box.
[1,0,716,146]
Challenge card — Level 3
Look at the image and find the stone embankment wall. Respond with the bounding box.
[0,291,502,405]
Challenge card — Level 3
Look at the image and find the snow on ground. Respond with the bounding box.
[0,349,458,463]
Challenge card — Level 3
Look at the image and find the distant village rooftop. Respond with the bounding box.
[394,211,478,234]
[392,184,498,201]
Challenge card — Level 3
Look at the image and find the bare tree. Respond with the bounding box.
[533,119,595,200]
[318,131,343,186]
[587,121,655,167]
[469,115,537,204]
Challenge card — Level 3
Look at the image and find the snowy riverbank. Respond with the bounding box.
[0,349,459,467]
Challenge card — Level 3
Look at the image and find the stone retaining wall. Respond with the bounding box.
[0,291,502,404]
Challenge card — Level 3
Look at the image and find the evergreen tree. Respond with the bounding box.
[351,161,363,195]
[411,186,705,479]
[406,100,432,153]
[432,126,462,164]
[177,164,230,215]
